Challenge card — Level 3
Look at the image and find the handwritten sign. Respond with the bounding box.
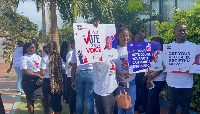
[73,23,117,65]
[128,42,161,73]
[163,44,198,73]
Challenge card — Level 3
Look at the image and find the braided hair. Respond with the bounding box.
[47,41,63,94]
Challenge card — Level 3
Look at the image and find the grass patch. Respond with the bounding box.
[15,96,87,114]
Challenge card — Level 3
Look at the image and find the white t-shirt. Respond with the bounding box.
[102,48,118,61]
[20,54,41,72]
[65,49,74,77]
[93,60,118,96]
[13,47,23,67]
[166,41,195,88]
[40,55,65,78]
[43,52,47,57]
[71,49,93,70]
[116,46,136,82]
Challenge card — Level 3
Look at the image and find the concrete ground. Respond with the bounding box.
[0,63,20,114]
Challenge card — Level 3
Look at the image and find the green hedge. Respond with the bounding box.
[149,1,200,113]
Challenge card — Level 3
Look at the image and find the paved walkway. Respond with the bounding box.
[0,63,19,114]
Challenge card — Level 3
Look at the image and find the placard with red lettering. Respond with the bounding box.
[163,44,197,73]
[73,23,117,65]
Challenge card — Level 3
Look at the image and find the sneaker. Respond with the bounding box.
[21,92,26,97]
[17,91,21,96]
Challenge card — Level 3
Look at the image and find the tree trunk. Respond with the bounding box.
[42,0,47,44]
[50,0,60,52]
[47,7,51,42]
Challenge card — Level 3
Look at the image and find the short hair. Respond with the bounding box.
[43,45,47,50]
[70,39,75,44]
[136,31,146,39]
[174,24,185,30]
[116,23,129,36]
[17,41,24,45]
[32,40,39,49]
[151,37,164,51]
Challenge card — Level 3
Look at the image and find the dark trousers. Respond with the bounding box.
[0,93,5,114]
[63,74,67,101]
[94,90,118,114]
[65,77,77,114]
[42,79,62,114]
[134,72,148,111]
[146,81,166,114]
[168,86,193,114]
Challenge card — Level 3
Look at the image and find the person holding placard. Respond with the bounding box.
[134,31,148,113]
[92,21,118,114]
[71,44,94,114]
[115,24,137,114]
[165,24,195,114]
[145,37,166,114]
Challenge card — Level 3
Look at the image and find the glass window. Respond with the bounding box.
[177,0,198,10]
[163,0,175,20]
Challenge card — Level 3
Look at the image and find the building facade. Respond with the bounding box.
[143,0,198,35]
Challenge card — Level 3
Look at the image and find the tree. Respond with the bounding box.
[0,1,39,63]
[58,24,74,45]
[58,0,158,38]
[34,0,47,44]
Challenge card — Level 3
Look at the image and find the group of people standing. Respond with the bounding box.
[3,20,195,114]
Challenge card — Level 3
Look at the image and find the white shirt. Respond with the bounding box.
[43,52,47,57]
[13,47,23,67]
[40,55,65,78]
[20,54,41,72]
[93,61,118,96]
[166,41,195,88]
[66,49,74,77]
[116,46,136,82]
[71,49,93,70]
[102,48,118,61]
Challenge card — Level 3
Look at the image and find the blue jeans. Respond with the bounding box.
[75,70,94,114]
[14,67,24,93]
[117,79,136,114]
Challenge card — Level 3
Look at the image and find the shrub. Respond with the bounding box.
[149,1,200,112]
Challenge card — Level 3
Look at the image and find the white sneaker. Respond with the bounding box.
[21,92,26,97]
[16,91,21,96]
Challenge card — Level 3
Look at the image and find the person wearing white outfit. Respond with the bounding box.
[7,41,25,95]
[165,24,195,114]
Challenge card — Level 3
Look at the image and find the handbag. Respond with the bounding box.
[118,81,129,88]
[117,88,132,109]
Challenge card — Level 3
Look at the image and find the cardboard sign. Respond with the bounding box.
[73,23,117,65]
[163,44,198,73]
[188,45,200,73]
[127,42,161,73]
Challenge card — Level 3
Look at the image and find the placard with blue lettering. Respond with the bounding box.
[163,44,197,73]
[127,42,161,73]
[73,23,118,65]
